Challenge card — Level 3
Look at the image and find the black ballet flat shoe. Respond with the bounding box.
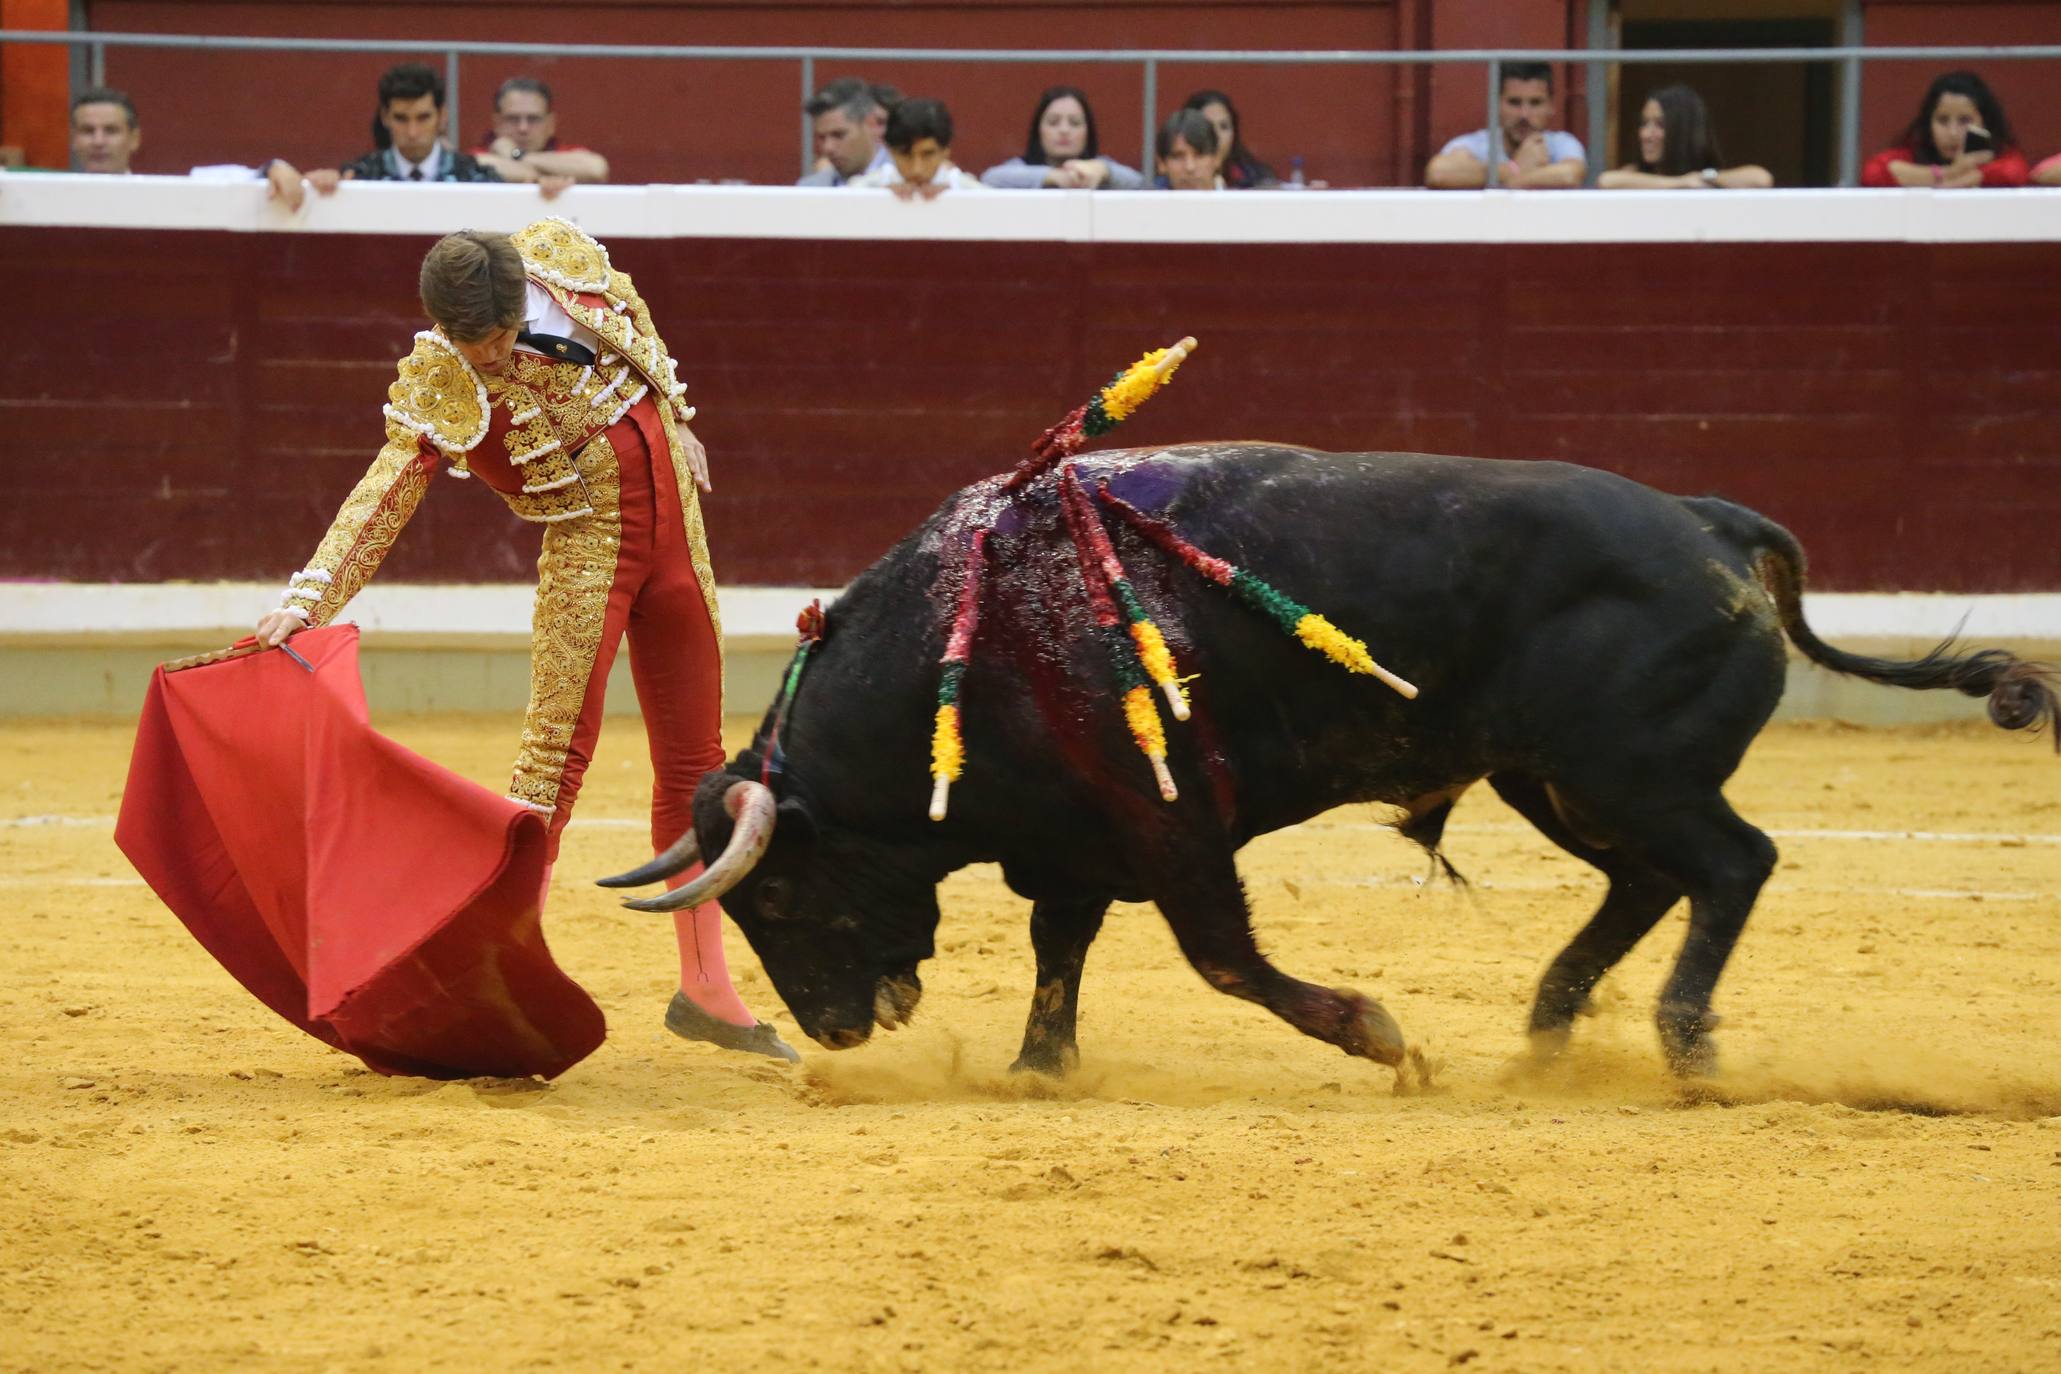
[664,991,801,1064]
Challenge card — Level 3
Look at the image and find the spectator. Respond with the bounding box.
[471,77,608,190]
[1426,62,1585,189]
[980,86,1143,189]
[1182,89,1276,188]
[1597,84,1772,188]
[1154,109,1222,191]
[326,63,501,185]
[59,86,312,208]
[798,77,891,186]
[860,98,979,198]
[69,87,140,174]
[1861,71,2029,187]
[2035,152,2061,185]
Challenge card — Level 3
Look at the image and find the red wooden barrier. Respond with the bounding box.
[4,225,2057,591]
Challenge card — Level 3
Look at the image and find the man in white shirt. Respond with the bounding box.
[329,63,502,185]
[858,98,982,198]
[1426,62,1587,189]
[48,85,312,208]
[69,87,141,174]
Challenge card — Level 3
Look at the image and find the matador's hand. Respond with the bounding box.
[254,609,307,648]
[679,425,711,494]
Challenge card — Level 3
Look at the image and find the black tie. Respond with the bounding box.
[409,167,423,181]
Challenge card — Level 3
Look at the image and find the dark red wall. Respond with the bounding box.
[4,225,2057,592]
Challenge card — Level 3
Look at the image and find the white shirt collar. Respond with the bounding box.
[394,144,445,180]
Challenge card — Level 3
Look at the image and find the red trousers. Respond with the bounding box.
[522,398,723,861]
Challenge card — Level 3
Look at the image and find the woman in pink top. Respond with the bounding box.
[1861,71,2029,187]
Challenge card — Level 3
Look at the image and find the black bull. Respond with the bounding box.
[603,444,2058,1077]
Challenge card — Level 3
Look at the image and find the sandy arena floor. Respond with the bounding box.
[4,714,2060,1373]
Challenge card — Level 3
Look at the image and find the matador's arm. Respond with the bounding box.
[277,332,487,627]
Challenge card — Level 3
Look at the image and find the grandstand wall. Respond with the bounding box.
[3,176,2057,722]
[4,179,2059,593]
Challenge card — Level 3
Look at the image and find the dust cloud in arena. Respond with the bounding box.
[4,714,2058,1371]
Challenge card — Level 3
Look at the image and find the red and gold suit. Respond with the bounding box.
[279,218,720,860]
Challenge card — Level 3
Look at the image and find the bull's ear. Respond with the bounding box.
[775,797,818,848]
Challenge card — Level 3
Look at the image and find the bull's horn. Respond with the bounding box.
[595,826,701,889]
[619,781,777,913]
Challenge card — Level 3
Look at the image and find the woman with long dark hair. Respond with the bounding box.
[980,86,1144,189]
[1181,89,1276,188]
[1598,84,1770,188]
[1861,71,2029,187]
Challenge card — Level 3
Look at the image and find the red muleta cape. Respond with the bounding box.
[115,625,605,1079]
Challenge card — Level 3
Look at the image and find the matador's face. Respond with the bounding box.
[449,325,518,374]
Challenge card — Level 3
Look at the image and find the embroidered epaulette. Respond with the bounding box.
[514,216,613,294]
[383,331,490,456]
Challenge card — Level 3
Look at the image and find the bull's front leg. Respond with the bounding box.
[1151,846,1406,1068]
[1010,895,1109,1076]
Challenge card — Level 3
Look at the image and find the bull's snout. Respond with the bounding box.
[813,1024,874,1051]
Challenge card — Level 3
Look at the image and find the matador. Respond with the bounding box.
[256,217,797,1062]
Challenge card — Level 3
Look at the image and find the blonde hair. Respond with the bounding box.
[418,230,525,341]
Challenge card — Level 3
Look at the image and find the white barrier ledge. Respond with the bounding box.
[0,583,841,648]
[5,583,2057,644]
[3,174,2059,244]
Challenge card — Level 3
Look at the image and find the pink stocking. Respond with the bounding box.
[669,862,755,1027]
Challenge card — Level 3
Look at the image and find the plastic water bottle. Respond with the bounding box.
[1286,155,1306,189]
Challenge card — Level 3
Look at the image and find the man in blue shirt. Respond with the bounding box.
[1427,62,1587,189]
[797,77,893,187]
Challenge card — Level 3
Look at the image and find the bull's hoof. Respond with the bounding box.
[1657,1002,1721,1078]
[873,973,923,1031]
[664,992,801,1064]
[1009,1042,1079,1078]
[1528,984,1599,1038]
[1336,989,1406,1067]
[1526,1025,1573,1063]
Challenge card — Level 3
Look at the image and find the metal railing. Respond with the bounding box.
[6,28,2059,187]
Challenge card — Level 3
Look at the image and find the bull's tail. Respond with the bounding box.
[1682,495,2060,748]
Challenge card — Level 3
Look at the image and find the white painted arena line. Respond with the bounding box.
[1312,874,2053,902]
[1327,821,2061,846]
[0,876,146,887]
[12,812,2061,849]
[12,872,2047,901]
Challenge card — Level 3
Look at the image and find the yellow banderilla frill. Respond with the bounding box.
[1122,685,1179,801]
[928,703,965,821]
[1099,339,1195,423]
[1128,618,1191,720]
[1293,613,1420,699]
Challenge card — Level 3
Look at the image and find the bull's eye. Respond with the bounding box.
[756,876,796,920]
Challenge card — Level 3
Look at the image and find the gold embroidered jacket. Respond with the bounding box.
[280,218,707,629]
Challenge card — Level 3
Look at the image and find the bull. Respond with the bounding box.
[601,444,2057,1077]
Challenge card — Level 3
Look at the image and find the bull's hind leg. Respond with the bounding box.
[1640,800,1777,1075]
[1505,775,1776,1075]
[1011,895,1109,1076]
[1151,845,1405,1067]
[1489,775,1683,1055]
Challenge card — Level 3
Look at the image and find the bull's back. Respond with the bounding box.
[1079,444,1787,815]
